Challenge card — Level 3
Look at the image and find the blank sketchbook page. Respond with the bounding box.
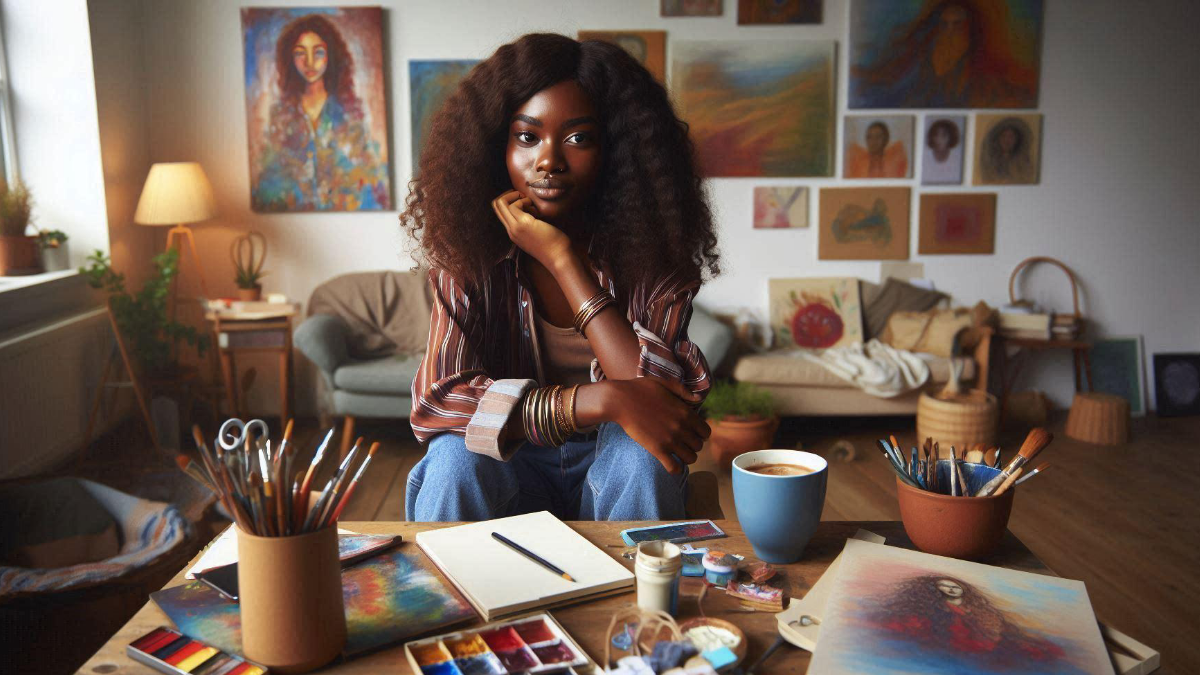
[416,511,634,619]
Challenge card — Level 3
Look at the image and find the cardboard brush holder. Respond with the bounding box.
[236,525,346,672]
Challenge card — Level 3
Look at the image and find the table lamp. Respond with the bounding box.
[134,161,217,298]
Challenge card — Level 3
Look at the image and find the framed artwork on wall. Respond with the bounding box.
[921,115,966,185]
[917,192,996,254]
[1091,337,1147,417]
[738,0,822,24]
[848,0,1044,109]
[242,6,391,212]
[671,40,835,177]
[973,113,1042,185]
[409,60,478,174]
[753,187,808,228]
[818,187,910,260]
[578,31,666,83]
[1153,353,1200,417]
[844,115,914,179]
[662,0,722,16]
[769,277,863,349]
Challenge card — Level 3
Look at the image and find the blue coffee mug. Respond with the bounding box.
[732,449,828,564]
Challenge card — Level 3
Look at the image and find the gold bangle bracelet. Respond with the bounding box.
[548,385,566,446]
[565,384,580,436]
[576,296,615,336]
[522,388,539,446]
[573,291,614,333]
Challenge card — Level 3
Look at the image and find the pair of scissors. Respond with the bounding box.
[218,417,269,454]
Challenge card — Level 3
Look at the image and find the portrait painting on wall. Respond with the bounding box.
[848,0,1044,109]
[672,40,835,177]
[918,192,996,254]
[808,539,1114,675]
[753,187,808,229]
[819,187,910,260]
[661,0,723,16]
[242,7,391,212]
[922,115,966,185]
[738,0,822,24]
[578,31,666,82]
[974,113,1041,185]
[769,277,863,350]
[844,115,914,179]
[410,60,478,173]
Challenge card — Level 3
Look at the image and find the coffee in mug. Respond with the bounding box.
[746,463,814,476]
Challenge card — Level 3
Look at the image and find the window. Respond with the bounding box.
[0,16,15,184]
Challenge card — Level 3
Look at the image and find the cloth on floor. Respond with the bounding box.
[793,339,930,397]
[307,269,433,359]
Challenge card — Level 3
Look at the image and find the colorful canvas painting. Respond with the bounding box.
[410,60,478,173]
[242,7,391,212]
[1153,353,1200,417]
[974,113,1042,185]
[844,115,914,179]
[578,31,666,82]
[671,40,835,177]
[819,188,910,260]
[1091,337,1146,417]
[808,539,1114,675]
[918,192,996,254]
[769,278,863,349]
[152,547,475,657]
[661,0,722,16]
[738,0,822,24]
[754,187,808,228]
[848,0,1044,109]
[922,115,966,185]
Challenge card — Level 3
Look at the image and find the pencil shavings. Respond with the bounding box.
[726,581,785,612]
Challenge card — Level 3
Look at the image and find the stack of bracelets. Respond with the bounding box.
[522,290,615,447]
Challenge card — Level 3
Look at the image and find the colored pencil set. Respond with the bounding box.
[184,419,379,537]
[877,428,1054,498]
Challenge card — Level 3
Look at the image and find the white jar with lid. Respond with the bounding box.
[634,541,682,615]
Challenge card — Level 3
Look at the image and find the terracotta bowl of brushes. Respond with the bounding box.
[896,462,1013,561]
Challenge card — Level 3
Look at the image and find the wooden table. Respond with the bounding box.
[208,310,295,424]
[78,520,1052,674]
[999,335,1094,408]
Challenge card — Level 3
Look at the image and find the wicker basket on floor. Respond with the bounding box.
[917,362,997,457]
[1065,392,1129,445]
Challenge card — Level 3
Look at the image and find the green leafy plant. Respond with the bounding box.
[38,229,68,249]
[0,180,33,237]
[234,264,265,290]
[701,380,776,422]
[81,248,209,374]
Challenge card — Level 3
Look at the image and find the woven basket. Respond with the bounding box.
[1065,392,1129,445]
[917,389,999,457]
[1008,256,1086,340]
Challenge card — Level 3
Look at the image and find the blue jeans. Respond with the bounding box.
[405,423,688,521]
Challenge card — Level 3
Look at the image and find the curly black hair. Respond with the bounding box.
[400,33,720,297]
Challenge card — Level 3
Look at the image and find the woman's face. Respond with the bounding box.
[506,80,603,223]
[930,127,950,151]
[999,128,1020,154]
[936,579,964,598]
[293,31,328,85]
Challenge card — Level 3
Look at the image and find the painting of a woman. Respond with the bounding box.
[974,113,1041,185]
[243,8,391,212]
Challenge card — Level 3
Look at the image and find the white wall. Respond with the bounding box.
[2,0,109,266]
[121,0,1200,413]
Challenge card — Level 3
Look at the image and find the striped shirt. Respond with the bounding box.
[410,247,711,460]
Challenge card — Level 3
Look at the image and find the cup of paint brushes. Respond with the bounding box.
[895,462,1014,561]
[237,525,346,672]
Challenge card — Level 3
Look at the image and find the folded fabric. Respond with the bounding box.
[793,339,930,398]
[307,269,433,359]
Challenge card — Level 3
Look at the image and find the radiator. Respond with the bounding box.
[0,307,128,479]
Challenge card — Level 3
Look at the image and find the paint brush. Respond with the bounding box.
[878,440,921,488]
[192,426,254,532]
[315,438,364,528]
[976,427,1054,497]
[952,448,969,497]
[175,454,215,492]
[296,428,335,522]
[948,450,959,496]
[1015,462,1051,486]
[991,467,1025,497]
[325,442,380,526]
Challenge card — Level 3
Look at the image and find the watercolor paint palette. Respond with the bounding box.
[127,626,268,675]
[404,613,593,675]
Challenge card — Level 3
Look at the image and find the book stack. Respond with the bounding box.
[998,311,1052,340]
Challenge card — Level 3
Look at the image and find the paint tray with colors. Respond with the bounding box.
[404,612,593,675]
[127,626,268,675]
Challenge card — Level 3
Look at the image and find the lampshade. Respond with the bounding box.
[134,162,218,226]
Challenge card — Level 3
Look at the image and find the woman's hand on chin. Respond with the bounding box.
[491,190,573,271]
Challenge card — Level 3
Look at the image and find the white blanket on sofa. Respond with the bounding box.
[795,339,930,398]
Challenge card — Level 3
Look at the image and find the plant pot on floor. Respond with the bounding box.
[237,285,262,301]
[708,416,780,470]
[0,235,43,275]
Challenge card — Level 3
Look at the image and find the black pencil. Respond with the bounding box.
[491,532,576,582]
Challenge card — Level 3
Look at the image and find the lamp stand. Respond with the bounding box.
[165,223,210,299]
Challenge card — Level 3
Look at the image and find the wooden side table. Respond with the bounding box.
[208,306,296,424]
[998,335,1093,410]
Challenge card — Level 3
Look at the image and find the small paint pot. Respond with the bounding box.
[635,541,682,616]
[896,462,1014,561]
[701,551,736,587]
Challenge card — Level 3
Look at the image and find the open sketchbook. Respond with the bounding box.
[416,511,634,621]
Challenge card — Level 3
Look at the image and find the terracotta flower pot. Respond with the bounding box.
[237,285,262,301]
[0,235,43,276]
[707,416,780,470]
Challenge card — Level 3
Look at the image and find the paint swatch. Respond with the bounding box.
[406,614,589,675]
[127,626,267,675]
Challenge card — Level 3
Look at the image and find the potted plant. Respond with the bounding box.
[702,380,780,469]
[0,180,41,276]
[39,229,69,272]
[234,253,265,301]
[81,248,209,377]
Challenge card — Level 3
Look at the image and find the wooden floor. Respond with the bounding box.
[75,413,1200,673]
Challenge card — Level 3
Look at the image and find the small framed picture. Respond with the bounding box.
[1091,336,1147,417]
[1153,353,1200,417]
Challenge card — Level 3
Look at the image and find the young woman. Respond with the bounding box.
[400,33,720,522]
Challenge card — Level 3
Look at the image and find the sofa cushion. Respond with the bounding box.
[333,354,422,395]
[863,278,949,339]
[734,350,974,388]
